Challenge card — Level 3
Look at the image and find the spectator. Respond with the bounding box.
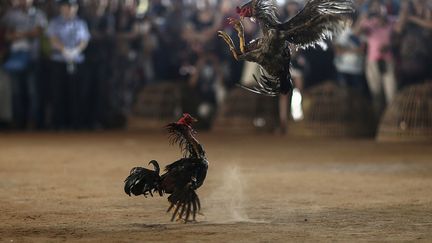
[333,19,367,94]
[134,16,157,85]
[393,0,432,87]
[279,0,303,134]
[354,0,397,116]
[46,0,90,129]
[0,4,11,128]
[4,0,431,132]
[1,0,47,129]
[185,53,222,129]
[298,42,337,89]
[0,69,12,127]
[84,0,118,128]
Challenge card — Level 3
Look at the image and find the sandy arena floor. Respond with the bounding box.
[0,131,431,242]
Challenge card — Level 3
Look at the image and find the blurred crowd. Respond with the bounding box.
[0,0,431,131]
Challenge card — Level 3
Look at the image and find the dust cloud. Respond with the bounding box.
[204,165,251,223]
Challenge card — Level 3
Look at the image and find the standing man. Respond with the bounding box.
[354,0,397,117]
[1,0,47,129]
[47,0,90,129]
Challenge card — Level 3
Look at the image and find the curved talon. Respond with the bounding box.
[227,17,243,31]
[227,17,237,25]
[227,17,245,54]
[217,31,239,60]
[217,31,234,47]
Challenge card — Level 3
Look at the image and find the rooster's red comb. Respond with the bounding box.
[176,113,197,126]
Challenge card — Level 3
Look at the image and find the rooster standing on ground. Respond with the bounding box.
[124,114,208,223]
[218,0,354,96]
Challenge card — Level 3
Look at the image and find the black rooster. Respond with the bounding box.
[218,0,354,96]
[124,114,208,223]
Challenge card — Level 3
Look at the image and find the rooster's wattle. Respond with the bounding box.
[218,0,354,96]
[124,114,208,223]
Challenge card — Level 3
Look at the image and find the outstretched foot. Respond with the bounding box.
[217,31,239,60]
[227,17,246,53]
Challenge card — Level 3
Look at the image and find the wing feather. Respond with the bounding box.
[279,0,354,47]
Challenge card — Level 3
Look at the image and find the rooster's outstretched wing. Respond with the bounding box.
[279,0,354,47]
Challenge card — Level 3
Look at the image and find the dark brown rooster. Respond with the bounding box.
[218,0,354,96]
[124,114,208,223]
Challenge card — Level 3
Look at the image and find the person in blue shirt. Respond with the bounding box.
[1,0,47,129]
[47,0,90,129]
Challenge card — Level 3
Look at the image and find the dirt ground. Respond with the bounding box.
[0,131,431,242]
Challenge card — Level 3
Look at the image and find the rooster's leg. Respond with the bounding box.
[217,31,239,60]
[228,18,246,54]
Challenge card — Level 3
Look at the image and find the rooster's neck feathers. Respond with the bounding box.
[166,122,205,159]
[253,0,281,27]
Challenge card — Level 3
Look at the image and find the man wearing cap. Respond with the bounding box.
[47,0,90,129]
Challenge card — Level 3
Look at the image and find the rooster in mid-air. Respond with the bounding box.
[218,0,354,96]
[124,114,208,223]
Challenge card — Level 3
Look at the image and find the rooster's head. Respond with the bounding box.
[236,1,253,19]
[176,113,198,127]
